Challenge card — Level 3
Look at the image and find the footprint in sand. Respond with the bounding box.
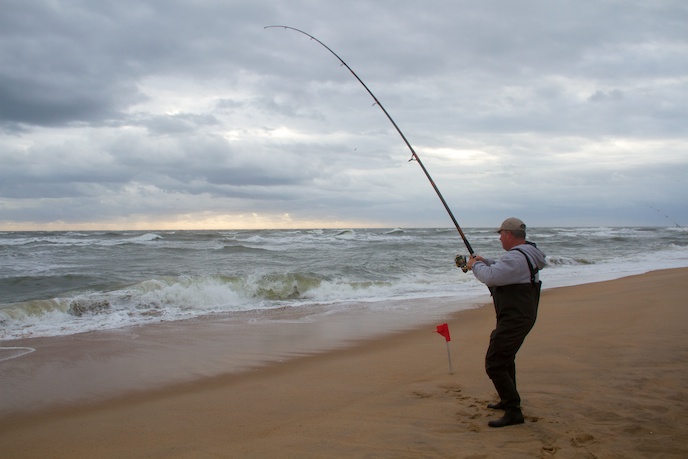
[455,409,482,420]
[570,432,595,447]
[541,443,560,455]
[468,422,482,432]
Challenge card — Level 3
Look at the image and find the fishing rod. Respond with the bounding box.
[265,25,475,268]
[647,205,682,228]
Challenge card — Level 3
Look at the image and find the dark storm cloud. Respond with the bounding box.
[0,0,686,229]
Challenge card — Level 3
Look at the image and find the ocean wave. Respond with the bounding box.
[0,299,67,320]
[68,298,111,316]
[334,229,356,239]
[112,233,163,245]
[545,255,595,266]
[0,232,164,248]
[221,245,273,254]
[2,227,687,340]
[0,265,478,341]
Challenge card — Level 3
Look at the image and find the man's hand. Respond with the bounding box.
[466,254,485,270]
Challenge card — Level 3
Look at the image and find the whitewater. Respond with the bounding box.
[1,226,687,341]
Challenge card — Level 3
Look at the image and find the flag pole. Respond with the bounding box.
[445,341,453,375]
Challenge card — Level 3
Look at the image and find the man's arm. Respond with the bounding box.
[470,252,528,287]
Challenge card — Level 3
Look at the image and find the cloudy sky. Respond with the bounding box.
[1,0,686,230]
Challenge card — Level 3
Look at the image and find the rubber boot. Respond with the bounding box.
[487,364,515,409]
[488,408,525,428]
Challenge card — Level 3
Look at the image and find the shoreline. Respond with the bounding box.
[2,268,688,457]
[0,295,486,418]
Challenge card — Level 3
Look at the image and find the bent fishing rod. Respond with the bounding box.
[265,25,475,267]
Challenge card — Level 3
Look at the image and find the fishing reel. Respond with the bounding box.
[455,254,469,273]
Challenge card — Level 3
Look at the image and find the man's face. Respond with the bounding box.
[499,230,513,250]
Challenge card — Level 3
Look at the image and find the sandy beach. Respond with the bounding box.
[2,268,687,458]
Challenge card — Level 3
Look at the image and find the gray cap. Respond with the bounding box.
[497,217,526,233]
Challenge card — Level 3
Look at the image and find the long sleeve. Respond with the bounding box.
[472,244,546,287]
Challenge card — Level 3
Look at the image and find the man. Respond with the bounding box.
[466,217,546,428]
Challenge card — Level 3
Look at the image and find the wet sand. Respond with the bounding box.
[1,268,687,458]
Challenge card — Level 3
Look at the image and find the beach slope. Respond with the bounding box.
[2,268,687,458]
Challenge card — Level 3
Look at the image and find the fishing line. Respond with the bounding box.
[647,205,682,228]
[265,25,475,258]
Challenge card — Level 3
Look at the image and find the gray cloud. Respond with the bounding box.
[0,0,686,229]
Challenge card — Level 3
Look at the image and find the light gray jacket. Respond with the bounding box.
[472,243,547,287]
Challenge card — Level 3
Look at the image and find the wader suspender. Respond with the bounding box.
[513,248,539,287]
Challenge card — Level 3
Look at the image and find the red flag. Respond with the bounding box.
[436,323,451,342]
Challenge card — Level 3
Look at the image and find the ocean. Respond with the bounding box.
[2,226,687,342]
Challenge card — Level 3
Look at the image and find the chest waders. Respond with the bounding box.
[485,249,542,411]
